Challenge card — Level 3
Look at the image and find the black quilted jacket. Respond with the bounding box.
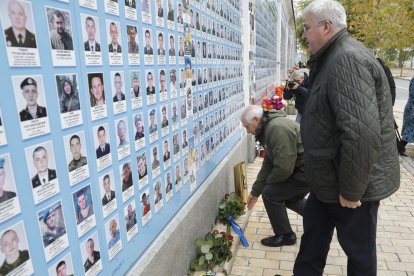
[301,29,400,203]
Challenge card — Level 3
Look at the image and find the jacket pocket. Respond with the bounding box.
[306,85,320,113]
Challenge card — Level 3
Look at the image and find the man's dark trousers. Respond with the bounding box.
[262,178,309,234]
[293,193,379,276]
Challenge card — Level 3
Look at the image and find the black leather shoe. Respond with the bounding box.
[261,232,297,247]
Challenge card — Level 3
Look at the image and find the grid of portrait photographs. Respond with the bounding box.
[0,0,245,275]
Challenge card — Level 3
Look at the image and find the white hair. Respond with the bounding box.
[303,0,347,32]
[241,105,263,123]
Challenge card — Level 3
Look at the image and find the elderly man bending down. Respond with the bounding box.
[241,105,309,247]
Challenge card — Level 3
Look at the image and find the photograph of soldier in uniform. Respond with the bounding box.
[121,161,133,192]
[134,113,145,140]
[50,253,74,276]
[46,8,73,50]
[148,109,158,134]
[17,76,47,122]
[56,75,80,113]
[67,134,87,172]
[137,152,147,180]
[2,0,37,48]
[0,156,17,205]
[74,185,95,225]
[0,222,32,276]
[130,71,140,98]
[81,233,101,273]
[124,203,137,232]
[28,145,57,189]
[38,201,67,248]
[83,15,100,52]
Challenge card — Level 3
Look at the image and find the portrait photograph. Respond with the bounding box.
[105,0,120,16]
[171,101,179,131]
[106,20,123,65]
[80,13,102,65]
[37,200,69,262]
[126,25,139,65]
[143,28,154,64]
[172,133,180,162]
[48,253,74,276]
[136,151,148,189]
[115,117,131,160]
[141,0,152,24]
[124,201,138,241]
[64,131,90,186]
[0,221,33,276]
[98,171,117,219]
[105,214,122,260]
[174,163,182,191]
[45,6,76,66]
[93,123,112,171]
[87,72,108,121]
[133,112,145,150]
[0,0,40,66]
[0,153,20,223]
[148,108,159,143]
[129,70,143,109]
[162,139,171,170]
[159,69,168,101]
[156,31,166,64]
[153,179,163,213]
[151,145,161,179]
[12,75,51,140]
[125,0,137,20]
[156,0,164,27]
[120,161,134,202]
[110,71,127,115]
[80,231,102,275]
[72,184,97,238]
[145,70,156,105]
[176,2,183,32]
[140,189,152,226]
[55,73,83,129]
[169,68,177,99]
[165,170,173,201]
[24,140,59,205]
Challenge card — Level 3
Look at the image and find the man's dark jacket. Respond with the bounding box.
[251,110,306,197]
[302,29,400,203]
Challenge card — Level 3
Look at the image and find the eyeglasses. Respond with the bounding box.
[303,20,331,33]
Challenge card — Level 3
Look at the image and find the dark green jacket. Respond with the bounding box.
[302,29,400,203]
[251,110,305,197]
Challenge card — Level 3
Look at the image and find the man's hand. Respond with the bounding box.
[339,194,361,209]
[292,82,300,90]
[247,194,258,210]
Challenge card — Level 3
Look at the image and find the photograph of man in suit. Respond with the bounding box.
[168,35,175,55]
[101,174,115,206]
[49,9,73,50]
[112,72,125,102]
[68,135,87,172]
[108,22,121,53]
[19,77,47,122]
[4,0,37,48]
[157,32,165,55]
[31,146,57,189]
[84,16,100,52]
[163,140,170,162]
[96,126,110,159]
[146,71,155,95]
[143,29,153,55]
[127,25,138,54]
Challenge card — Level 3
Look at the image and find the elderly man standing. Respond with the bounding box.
[240,105,309,247]
[293,1,400,275]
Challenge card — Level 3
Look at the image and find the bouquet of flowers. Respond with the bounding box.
[262,94,285,111]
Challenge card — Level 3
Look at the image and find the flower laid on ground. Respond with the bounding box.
[189,230,233,272]
[217,193,246,229]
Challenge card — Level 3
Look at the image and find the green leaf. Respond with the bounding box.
[206,239,214,247]
[205,252,213,261]
[219,202,226,209]
[195,237,205,248]
[198,255,206,265]
[201,244,211,254]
